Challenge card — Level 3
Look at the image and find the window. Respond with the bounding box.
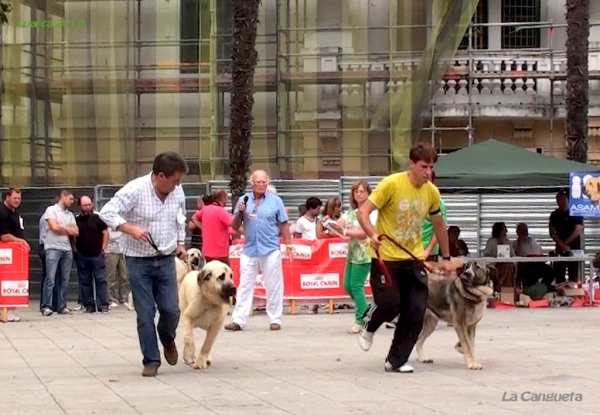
[180,0,233,74]
[180,0,211,74]
[501,0,541,49]
[459,0,488,50]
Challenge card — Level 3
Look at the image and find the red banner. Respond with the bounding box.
[0,242,30,307]
[229,238,372,300]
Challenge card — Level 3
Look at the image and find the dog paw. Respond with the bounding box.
[468,362,483,370]
[417,357,433,364]
[193,355,209,370]
[183,348,195,365]
[455,342,464,354]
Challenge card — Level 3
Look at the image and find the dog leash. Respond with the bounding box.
[373,234,434,289]
[147,232,160,252]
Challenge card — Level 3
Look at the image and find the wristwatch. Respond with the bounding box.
[442,256,451,261]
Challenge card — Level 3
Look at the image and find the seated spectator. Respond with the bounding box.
[448,225,469,257]
[483,222,515,291]
[512,222,554,289]
[294,197,322,241]
[289,204,308,235]
[317,197,342,238]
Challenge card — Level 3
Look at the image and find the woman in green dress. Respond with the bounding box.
[337,180,378,334]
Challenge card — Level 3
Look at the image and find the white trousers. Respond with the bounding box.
[231,250,284,327]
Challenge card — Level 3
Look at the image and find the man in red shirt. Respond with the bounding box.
[194,190,234,264]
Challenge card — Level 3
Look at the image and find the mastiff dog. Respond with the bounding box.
[415,261,495,370]
[179,260,237,370]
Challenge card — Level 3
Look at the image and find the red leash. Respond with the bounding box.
[373,234,434,288]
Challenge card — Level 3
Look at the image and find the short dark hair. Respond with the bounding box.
[153,152,189,177]
[4,187,21,200]
[305,197,323,210]
[60,190,73,198]
[409,142,438,164]
[491,222,507,238]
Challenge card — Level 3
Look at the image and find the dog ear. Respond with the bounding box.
[196,269,211,285]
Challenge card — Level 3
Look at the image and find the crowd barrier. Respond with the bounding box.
[229,237,371,314]
[0,242,30,323]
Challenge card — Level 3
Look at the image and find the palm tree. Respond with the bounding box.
[565,0,590,163]
[228,0,261,207]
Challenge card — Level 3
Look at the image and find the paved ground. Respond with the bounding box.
[1,305,599,415]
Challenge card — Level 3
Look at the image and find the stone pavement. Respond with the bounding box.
[1,305,599,415]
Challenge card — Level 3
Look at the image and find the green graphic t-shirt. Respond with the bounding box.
[343,208,378,264]
[422,198,447,256]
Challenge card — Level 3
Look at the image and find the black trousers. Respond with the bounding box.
[363,259,428,368]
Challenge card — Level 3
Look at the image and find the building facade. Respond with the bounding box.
[1,0,600,186]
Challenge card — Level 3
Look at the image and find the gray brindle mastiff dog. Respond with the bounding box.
[415,261,496,370]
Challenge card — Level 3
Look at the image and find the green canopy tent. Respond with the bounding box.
[435,139,600,189]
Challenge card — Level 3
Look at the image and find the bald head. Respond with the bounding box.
[251,170,269,197]
[79,195,95,214]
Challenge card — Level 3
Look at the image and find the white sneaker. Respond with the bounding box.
[109,301,119,309]
[357,327,374,351]
[348,324,361,334]
[7,310,21,322]
[73,304,83,312]
[384,360,414,373]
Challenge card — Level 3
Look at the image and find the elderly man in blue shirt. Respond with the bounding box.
[225,170,293,331]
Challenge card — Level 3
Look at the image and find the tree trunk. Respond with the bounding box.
[565,0,590,163]
[229,0,261,208]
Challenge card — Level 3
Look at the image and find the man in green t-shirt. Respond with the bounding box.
[422,171,447,260]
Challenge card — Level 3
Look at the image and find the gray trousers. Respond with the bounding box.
[105,253,129,303]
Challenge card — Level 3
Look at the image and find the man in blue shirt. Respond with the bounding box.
[225,170,293,331]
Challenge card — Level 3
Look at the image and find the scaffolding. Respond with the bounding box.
[2,0,600,185]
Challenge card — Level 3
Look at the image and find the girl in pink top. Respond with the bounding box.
[194,190,235,264]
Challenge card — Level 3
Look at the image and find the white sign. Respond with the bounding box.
[300,273,340,289]
[229,244,244,259]
[1,280,29,296]
[0,248,13,265]
[281,244,312,260]
[497,244,510,258]
[328,243,348,259]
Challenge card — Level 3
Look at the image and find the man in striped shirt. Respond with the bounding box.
[99,152,188,377]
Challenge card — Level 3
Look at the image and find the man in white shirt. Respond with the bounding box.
[42,190,78,316]
[293,197,322,241]
[99,152,188,377]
